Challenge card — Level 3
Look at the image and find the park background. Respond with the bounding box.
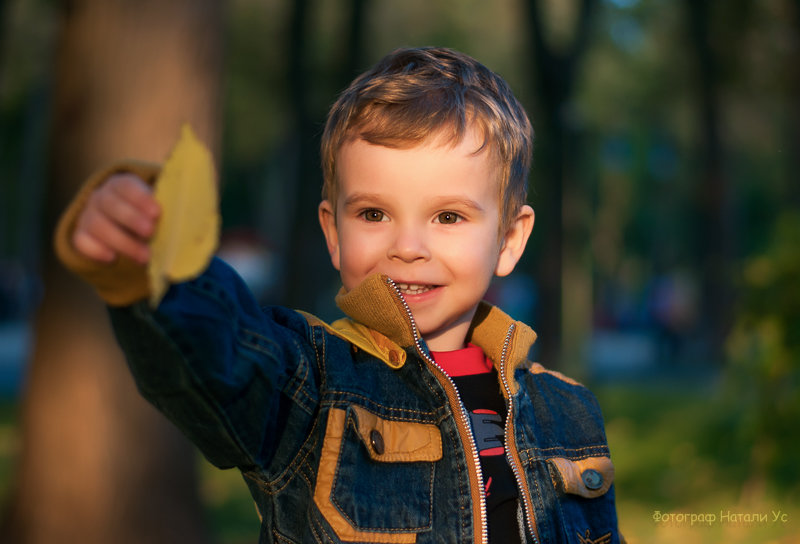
[0,0,798,542]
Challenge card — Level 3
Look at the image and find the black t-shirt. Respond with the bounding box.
[431,344,522,543]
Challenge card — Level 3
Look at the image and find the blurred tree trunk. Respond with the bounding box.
[789,0,800,207]
[341,0,368,88]
[285,0,368,312]
[0,1,224,543]
[523,0,597,371]
[284,0,321,311]
[0,2,6,75]
[683,0,737,364]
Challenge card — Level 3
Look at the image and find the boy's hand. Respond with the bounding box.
[72,173,161,265]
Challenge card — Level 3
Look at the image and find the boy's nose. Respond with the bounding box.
[387,224,431,263]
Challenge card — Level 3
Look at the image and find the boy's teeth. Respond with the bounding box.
[396,283,433,295]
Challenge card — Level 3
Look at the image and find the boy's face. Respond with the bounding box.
[319,128,533,352]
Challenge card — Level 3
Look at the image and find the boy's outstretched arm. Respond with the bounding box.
[55,160,322,473]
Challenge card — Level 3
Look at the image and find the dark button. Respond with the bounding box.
[581,469,603,490]
[370,429,385,455]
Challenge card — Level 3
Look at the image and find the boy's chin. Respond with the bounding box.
[417,320,474,352]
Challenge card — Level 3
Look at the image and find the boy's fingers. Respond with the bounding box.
[70,172,160,264]
[107,173,161,218]
[75,210,151,264]
[91,187,158,239]
[72,229,117,263]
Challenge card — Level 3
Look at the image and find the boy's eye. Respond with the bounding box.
[362,209,386,222]
[436,212,461,224]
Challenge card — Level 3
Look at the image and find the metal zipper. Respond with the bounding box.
[498,324,540,544]
[385,278,489,544]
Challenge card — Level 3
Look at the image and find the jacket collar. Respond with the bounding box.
[335,274,417,350]
[334,274,538,388]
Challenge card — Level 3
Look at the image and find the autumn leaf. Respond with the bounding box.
[148,124,220,307]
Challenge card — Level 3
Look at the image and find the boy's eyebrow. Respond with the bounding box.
[342,192,387,208]
[429,197,487,213]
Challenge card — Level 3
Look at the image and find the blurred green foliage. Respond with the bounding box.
[198,460,261,544]
[725,211,800,497]
[597,386,799,543]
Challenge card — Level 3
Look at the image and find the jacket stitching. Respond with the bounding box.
[427,459,436,528]
[307,325,328,408]
[313,324,329,391]
[549,461,562,490]
[286,337,314,411]
[521,445,610,459]
[308,325,322,387]
[294,462,314,497]
[524,447,609,455]
[321,392,439,421]
[269,430,319,494]
[271,529,299,544]
[309,515,328,542]
[240,328,281,353]
[246,416,322,495]
[236,331,314,414]
[449,419,471,536]
[283,338,306,391]
[414,357,451,414]
[549,462,570,534]
[242,327,318,414]
[530,462,549,540]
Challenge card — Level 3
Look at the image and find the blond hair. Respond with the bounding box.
[320,47,533,232]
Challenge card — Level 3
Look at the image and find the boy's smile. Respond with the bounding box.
[319,127,533,352]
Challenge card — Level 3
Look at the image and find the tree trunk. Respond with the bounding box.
[284,0,325,311]
[684,0,735,364]
[1,1,224,542]
[523,0,597,371]
[788,0,800,207]
[285,0,368,314]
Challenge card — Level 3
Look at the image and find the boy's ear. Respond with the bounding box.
[495,205,534,277]
[318,200,341,271]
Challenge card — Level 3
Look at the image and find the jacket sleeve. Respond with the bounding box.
[108,257,321,471]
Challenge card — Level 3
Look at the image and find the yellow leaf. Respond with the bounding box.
[148,124,220,307]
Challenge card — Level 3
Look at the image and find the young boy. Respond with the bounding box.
[55,47,620,543]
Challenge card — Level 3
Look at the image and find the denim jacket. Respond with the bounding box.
[107,258,620,544]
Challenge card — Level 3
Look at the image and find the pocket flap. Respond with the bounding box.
[352,405,443,463]
[549,456,615,498]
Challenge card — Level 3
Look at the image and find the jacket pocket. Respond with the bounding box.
[313,406,442,543]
